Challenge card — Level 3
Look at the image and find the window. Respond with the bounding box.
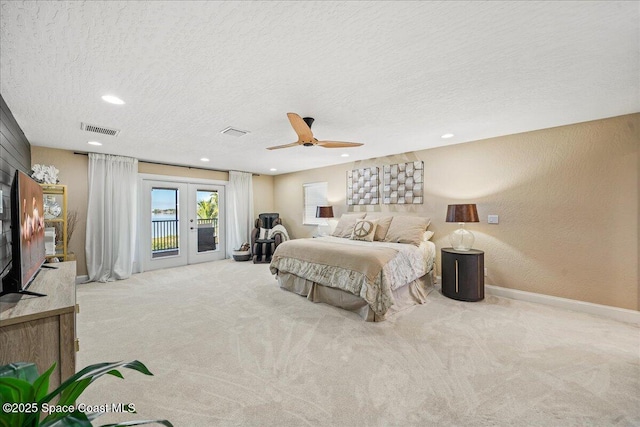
[303,182,328,225]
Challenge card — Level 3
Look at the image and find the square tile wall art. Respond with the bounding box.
[383,161,424,204]
[347,167,379,205]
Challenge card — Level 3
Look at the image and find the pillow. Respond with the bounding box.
[383,216,431,246]
[259,228,268,239]
[363,214,394,241]
[350,219,378,242]
[331,213,366,238]
[422,230,434,241]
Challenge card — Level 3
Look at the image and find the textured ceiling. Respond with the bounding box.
[1,1,638,176]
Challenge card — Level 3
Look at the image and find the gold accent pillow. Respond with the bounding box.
[350,219,379,242]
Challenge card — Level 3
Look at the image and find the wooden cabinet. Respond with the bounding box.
[0,261,77,387]
[441,248,484,302]
[40,184,68,262]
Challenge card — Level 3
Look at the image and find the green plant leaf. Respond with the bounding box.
[4,361,168,427]
[0,362,40,382]
[40,361,153,406]
[26,361,153,426]
[42,378,92,425]
[33,363,56,401]
[0,377,35,400]
[0,377,36,427]
[58,377,92,406]
[117,361,153,377]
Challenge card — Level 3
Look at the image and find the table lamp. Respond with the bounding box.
[446,204,479,251]
[316,206,334,236]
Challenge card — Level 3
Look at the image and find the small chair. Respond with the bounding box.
[251,213,283,263]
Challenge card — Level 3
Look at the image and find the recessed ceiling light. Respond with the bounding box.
[200,158,210,162]
[270,168,277,172]
[441,133,455,139]
[87,141,102,146]
[341,153,349,157]
[101,95,125,105]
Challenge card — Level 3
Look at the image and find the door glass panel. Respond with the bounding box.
[151,188,180,258]
[196,190,218,253]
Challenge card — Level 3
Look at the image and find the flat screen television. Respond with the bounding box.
[1,170,48,297]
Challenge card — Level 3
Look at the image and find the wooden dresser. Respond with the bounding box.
[0,261,76,387]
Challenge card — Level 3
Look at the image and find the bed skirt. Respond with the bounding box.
[276,269,434,322]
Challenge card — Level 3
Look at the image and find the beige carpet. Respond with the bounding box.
[76,259,640,426]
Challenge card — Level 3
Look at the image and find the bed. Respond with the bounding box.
[269,214,436,321]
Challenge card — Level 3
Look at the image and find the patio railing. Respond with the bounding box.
[152,218,218,254]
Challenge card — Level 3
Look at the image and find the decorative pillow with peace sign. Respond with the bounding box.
[350,218,379,242]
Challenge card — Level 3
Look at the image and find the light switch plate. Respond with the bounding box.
[488,214,499,224]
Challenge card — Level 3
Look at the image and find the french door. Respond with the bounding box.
[141,177,225,271]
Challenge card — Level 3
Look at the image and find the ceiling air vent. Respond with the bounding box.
[220,126,249,137]
[81,122,121,137]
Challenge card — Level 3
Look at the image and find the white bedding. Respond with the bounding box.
[316,236,434,291]
[269,236,436,316]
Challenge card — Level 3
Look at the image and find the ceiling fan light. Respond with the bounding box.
[268,113,364,150]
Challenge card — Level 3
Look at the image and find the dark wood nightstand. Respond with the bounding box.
[441,248,484,301]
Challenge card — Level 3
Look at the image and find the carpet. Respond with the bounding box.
[76,259,640,426]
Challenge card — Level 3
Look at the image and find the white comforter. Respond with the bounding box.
[270,236,435,315]
[313,236,434,291]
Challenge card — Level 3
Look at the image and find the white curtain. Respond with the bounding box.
[85,153,138,282]
[226,171,253,257]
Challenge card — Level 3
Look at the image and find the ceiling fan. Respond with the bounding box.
[267,113,364,150]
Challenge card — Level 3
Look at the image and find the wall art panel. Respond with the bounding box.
[347,167,379,205]
[383,161,423,204]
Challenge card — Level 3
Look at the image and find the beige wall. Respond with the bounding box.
[31,148,274,276]
[31,148,89,276]
[273,114,640,311]
[252,174,275,217]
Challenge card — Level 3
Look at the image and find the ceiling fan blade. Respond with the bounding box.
[316,140,364,148]
[266,142,301,150]
[287,112,314,142]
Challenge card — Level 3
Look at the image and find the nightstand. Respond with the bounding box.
[441,248,484,301]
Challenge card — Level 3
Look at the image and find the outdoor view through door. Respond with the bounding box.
[195,190,219,254]
[151,188,219,259]
[143,179,225,271]
[152,188,179,258]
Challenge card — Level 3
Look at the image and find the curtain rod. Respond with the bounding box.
[73,152,260,176]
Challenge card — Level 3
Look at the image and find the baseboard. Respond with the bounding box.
[435,276,640,325]
[75,275,90,284]
[485,285,640,325]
